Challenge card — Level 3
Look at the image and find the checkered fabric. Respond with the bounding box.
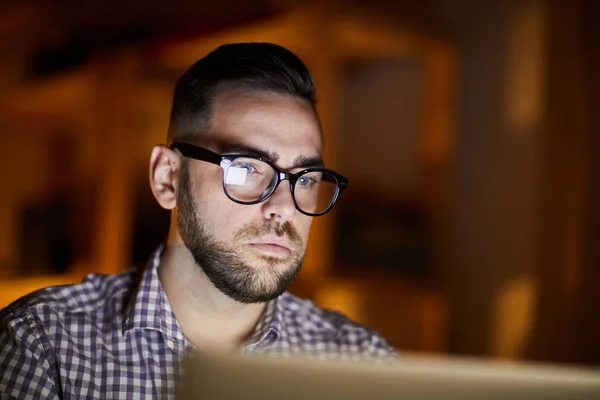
[0,246,397,399]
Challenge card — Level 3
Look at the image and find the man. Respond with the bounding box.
[0,43,395,399]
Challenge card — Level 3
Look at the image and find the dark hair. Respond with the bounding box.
[167,42,317,142]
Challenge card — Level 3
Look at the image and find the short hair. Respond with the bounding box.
[167,42,317,142]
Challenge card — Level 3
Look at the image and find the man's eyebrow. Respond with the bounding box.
[223,145,279,163]
[292,155,325,169]
[223,144,324,169]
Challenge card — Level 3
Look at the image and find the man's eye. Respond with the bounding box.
[298,176,317,188]
[238,164,256,173]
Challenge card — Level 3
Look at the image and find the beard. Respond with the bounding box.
[177,163,305,304]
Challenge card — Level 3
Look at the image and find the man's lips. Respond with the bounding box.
[246,235,293,258]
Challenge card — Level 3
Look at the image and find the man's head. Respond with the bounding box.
[150,43,329,304]
[167,42,317,143]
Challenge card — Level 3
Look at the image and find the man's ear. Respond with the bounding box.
[149,145,180,210]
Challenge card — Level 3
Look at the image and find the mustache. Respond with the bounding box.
[234,221,303,248]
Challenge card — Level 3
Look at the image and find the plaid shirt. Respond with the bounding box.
[0,246,396,399]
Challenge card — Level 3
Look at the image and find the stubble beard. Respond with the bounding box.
[177,164,305,304]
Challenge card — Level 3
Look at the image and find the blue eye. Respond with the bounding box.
[297,176,318,188]
[232,161,265,176]
[238,164,257,173]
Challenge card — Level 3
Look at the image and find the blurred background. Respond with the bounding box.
[0,0,598,366]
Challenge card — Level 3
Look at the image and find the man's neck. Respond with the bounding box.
[158,243,267,353]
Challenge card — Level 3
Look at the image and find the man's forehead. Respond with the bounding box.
[196,90,323,167]
[209,90,322,143]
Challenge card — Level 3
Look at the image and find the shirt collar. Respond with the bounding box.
[245,291,294,349]
[245,296,281,348]
[123,244,187,348]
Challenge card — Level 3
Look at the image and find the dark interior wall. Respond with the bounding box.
[436,0,600,365]
[580,0,600,366]
[531,0,600,365]
[434,0,544,357]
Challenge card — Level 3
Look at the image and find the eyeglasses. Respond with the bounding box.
[170,142,348,217]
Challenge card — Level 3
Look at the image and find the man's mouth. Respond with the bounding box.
[246,235,293,258]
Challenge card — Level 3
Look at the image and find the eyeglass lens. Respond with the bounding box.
[223,157,338,215]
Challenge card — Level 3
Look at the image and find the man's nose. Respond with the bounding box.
[261,182,297,222]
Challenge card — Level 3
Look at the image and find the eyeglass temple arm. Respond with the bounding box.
[322,173,348,189]
[169,142,222,165]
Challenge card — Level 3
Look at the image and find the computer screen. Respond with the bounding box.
[179,351,600,399]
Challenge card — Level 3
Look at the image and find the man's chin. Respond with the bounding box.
[229,276,289,304]
[237,265,301,301]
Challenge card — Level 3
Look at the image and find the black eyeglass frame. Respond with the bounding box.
[169,142,348,217]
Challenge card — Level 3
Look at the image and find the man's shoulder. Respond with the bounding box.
[280,291,371,332]
[0,268,141,323]
[279,292,396,355]
[0,267,145,398]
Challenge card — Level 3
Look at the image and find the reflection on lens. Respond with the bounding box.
[225,158,275,202]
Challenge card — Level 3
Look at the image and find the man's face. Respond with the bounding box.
[177,90,322,304]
